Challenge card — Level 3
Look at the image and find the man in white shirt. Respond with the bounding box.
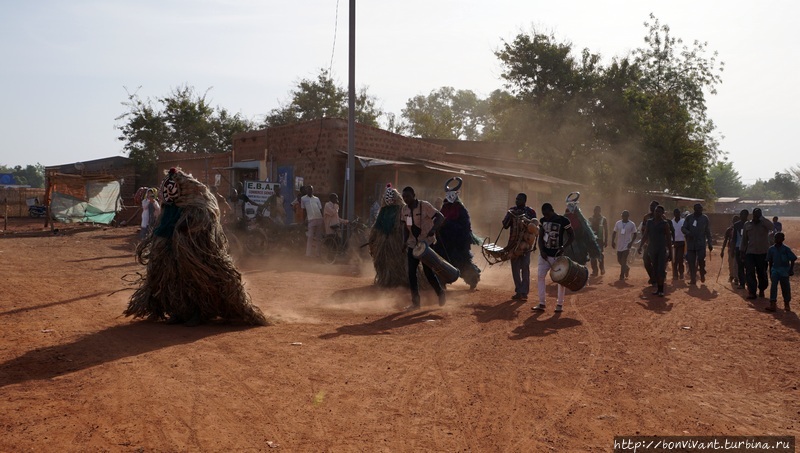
[611,210,637,281]
[301,185,324,257]
[671,208,686,280]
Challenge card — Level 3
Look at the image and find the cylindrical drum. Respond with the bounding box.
[412,242,460,284]
[549,256,589,291]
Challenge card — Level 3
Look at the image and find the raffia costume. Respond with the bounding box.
[368,185,408,287]
[124,168,269,326]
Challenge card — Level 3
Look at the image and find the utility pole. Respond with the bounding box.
[346,0,356,221]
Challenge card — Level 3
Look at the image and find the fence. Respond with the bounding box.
[1,187,46,218]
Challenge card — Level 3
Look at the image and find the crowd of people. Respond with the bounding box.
[136,177,797,317]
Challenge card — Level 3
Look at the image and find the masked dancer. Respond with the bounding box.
[125,168,269,326]
[432,177,481,290]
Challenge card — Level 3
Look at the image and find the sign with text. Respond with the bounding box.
[244,180,280,218]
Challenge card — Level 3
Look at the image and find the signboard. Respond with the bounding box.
[243,180,280,219]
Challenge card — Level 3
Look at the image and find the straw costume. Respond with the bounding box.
[124,168,269,326]
[562,193,603,266]
[368,184,409,287]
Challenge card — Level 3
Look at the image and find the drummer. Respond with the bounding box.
[401,186,446,311]
[502,193,537,301]
[534,203,575,313]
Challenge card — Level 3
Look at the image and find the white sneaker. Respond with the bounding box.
[554,305,563,313]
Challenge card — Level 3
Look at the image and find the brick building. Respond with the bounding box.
[156,151,233,198]
[225,118,580,237]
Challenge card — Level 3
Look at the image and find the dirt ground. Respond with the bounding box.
[1,218,799,452]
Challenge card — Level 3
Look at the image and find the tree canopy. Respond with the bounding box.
[116,85,254,186]
[0,164,45,188]
[708,161,744,198]
[483,16,724,198]
[401,87,488,140]
[263,69,383,128]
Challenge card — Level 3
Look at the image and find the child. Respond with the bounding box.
[766,232,796,312]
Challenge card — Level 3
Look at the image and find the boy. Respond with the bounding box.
[766,232,796,312]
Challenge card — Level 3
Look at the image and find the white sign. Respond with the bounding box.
[244,180,280,218]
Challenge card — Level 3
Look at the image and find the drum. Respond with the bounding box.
[412,242,460,284]
[549,256,589,292]
[482,214,539,265]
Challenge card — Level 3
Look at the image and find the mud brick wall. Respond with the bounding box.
[233,118,446,196]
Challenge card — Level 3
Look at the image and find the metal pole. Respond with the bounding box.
[346,0,356,221]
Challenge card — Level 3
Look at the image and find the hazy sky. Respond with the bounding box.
[1,0,796,184]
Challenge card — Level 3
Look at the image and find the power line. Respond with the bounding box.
[329,0,341,76]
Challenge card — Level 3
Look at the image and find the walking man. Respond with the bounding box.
[742,208,773,299]
[611,210,637,281]
[641,200,659,285]
[534,203,574,313]
[766,232,796,312]
[639,205,672,296]
[681,203,713,285]
[401,186,446,310]
[302,185,324,257]
[589,205,608,276]
[670,208,686,280]
[721,215,740,285]
[733,209,749,289]
[502,193,537,300]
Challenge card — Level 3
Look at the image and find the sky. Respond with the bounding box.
[0,0,796,184]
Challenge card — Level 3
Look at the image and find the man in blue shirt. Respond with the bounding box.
[766,232,796,312]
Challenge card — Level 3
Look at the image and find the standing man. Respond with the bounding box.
[720,215,740,285]
[302,185,324,258]
[681,203,713,285]
[742,208,774,299]
[502,193,537,300]
[670,208,686,280]
[140,189,161,240]
[266,186,286,225]
[641,200,660,285]
[773,216,783,234]
[401,186,446,310]
[639,206,672,296]
[733,209,749,290]
[766,232,796,312]
[534,203,575,313]
[611,210,637,281]
[589,205,608,277]
[323,193,346,236]
[770,216,783,245]
[291,186,307,224]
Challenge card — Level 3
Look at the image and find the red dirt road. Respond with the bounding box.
[1,220,799,452]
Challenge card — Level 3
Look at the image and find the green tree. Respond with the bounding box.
[743,180,779,200]
[633,14,724,162]
[489,16,723,199]
[0,164,45,188]
[264,69,383,127]
[401,87,489,140]
[763,172,800,199]
[493,31,600,183]
[116,85,254,186]
[708,161,744,197]
[787,164,800,183]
